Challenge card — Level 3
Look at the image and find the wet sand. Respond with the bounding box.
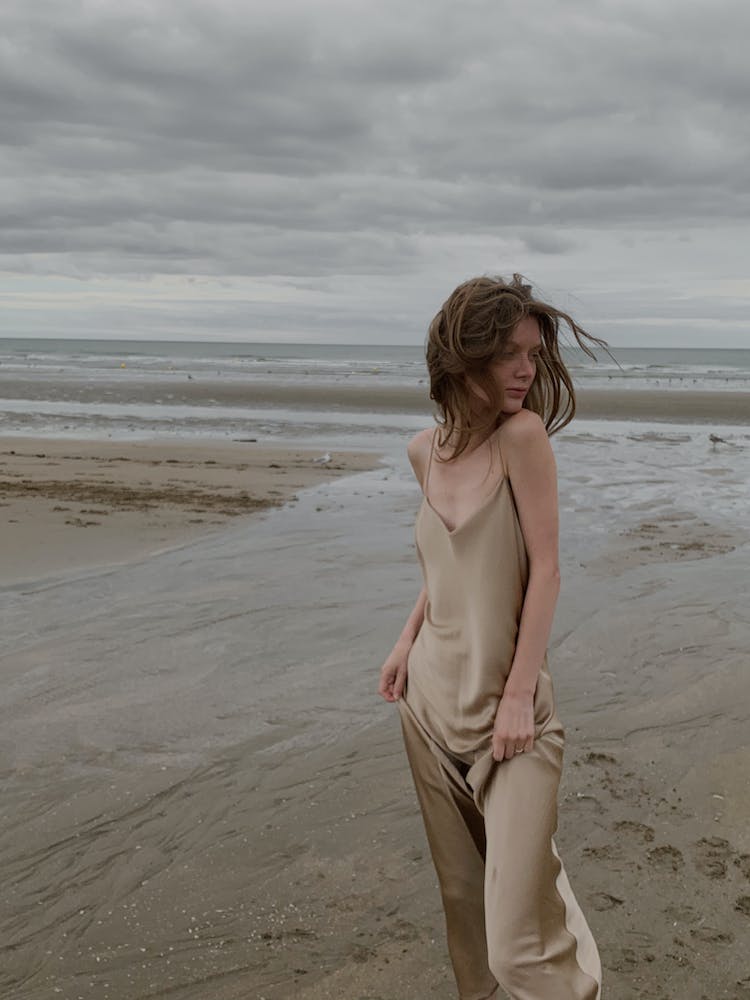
[2,426,750,999]
[4,371,750,423]
[0,437,383,582]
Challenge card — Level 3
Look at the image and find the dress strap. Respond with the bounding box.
[423,427,438,496]
[492,429,508,482]
[425,426,506,495]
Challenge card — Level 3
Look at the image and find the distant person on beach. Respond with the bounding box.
[378,274,610,999]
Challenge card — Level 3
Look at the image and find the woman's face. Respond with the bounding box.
[490,316,542,415]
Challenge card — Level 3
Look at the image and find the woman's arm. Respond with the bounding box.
[493,410,561,756]
[399,584,428,647]
[379,431,431,702]
[504,570,560,697]
[378,584,427,702]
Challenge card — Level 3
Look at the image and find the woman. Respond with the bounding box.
[378,275,611,1000]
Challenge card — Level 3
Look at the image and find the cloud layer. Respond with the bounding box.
[2,0,749,344]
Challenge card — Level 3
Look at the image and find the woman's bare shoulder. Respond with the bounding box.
[498,410,555,475]
[406,427,434,488]
[498,408,546,442]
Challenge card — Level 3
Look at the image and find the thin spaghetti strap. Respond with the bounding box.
[493,429,508,482]
[423,427,437,496]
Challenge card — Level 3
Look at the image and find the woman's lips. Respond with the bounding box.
[507,387,527,396]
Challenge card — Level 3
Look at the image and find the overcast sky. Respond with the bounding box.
[2,0,749,347]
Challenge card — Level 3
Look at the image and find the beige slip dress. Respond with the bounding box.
[403,423,564,767]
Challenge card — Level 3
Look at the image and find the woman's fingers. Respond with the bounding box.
[492,733,535,761]
[377,666,392,700]
[378,661,407,702]
[492,692,535,760]
[392,663,407,700]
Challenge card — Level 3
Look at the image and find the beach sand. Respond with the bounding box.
[2,425,750,1000]
[225,517,750,1000]
[0,437,382,583]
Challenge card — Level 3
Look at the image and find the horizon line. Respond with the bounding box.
[0,336,746,351]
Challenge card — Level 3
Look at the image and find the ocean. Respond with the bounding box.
[2,338,750,388]
[1,338,749,443]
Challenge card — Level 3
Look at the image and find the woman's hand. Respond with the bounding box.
[378,640,410,702]
[492,688,535,761]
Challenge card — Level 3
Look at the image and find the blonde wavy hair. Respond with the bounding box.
[426,274,614,461]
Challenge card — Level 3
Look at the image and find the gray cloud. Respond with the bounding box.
[1,0,749,344]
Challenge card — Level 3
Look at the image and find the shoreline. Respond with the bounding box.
[0,436,385,585]
[573,387,750,423]
[2,376,750,424]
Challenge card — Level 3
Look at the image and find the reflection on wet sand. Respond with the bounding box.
[2,421,750,998]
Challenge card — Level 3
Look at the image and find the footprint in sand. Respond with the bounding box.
[662,902,698,924]
[735,896,750,917]
[389,918,419,942]
[582,844,623,861]
[589,891,625,911]
[733,852,750,879]
[607,947,637,972]
[647,844,684,871]
[584,751,618,766]
[609,946,653,972]
[692,836,731,879]
[689,926,734,944]
[613,819,655,843]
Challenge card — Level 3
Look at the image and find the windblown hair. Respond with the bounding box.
[426,273,614,461]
